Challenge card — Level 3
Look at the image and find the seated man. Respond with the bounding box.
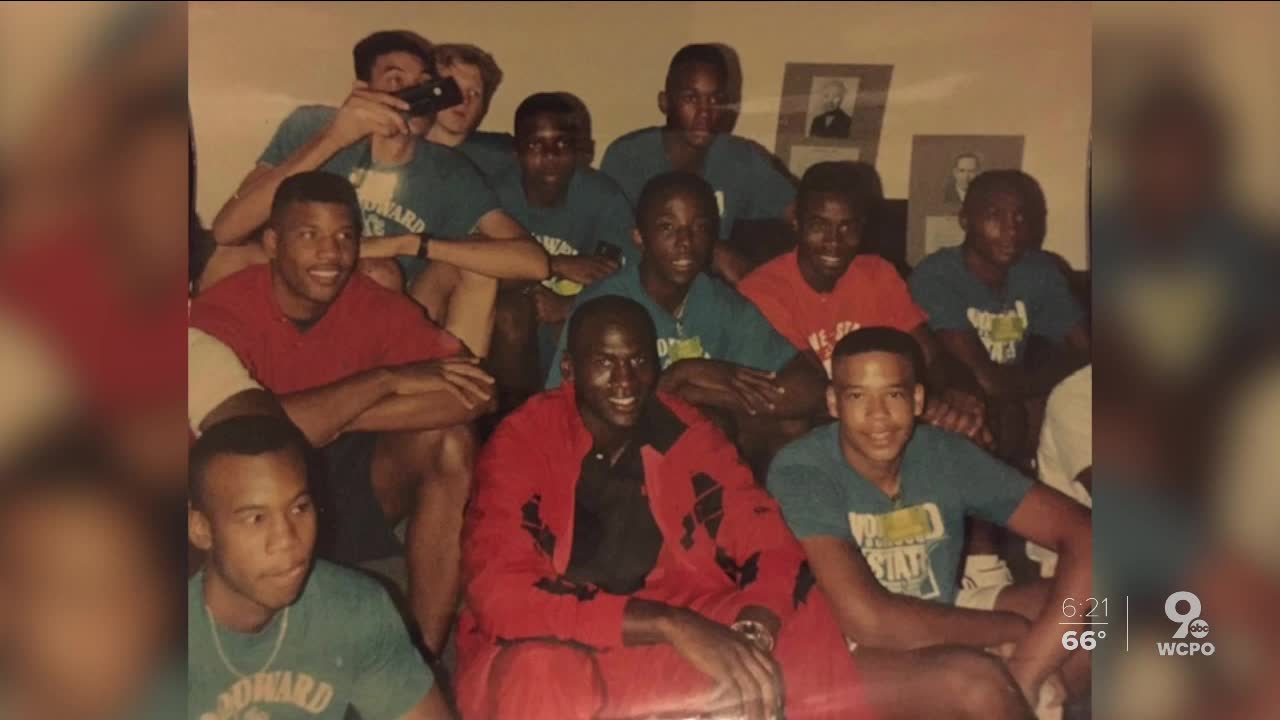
[188,414,452,719]
[488,92,638,405]
[768,328,1093,716]
[202,30,548,357]
[1028,365,1092,578]
[190,171,495,655]
[909,169,1090,465]
[421,42,518,181]
[740,161,987,444]
[545,172,828,468]
[455,295,870,720]
[601,44,796,283]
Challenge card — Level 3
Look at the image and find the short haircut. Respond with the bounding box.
[665,44,728,91]
[269,171,362,234]
[831,327,926,383]
[796,161,881,229]
[962,169,1045,216]
[514,92,580,138]
[635,171,720,236]
[566,295,659,361]
[953,152,981,167]
[822,79,847,94]
[432,43,503,106]
[189,415,310,510]
[352,31,432,82]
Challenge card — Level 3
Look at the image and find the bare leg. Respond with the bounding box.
[371,424,476,655]
[409,263,498,358]
[196,243,267,294]
[854,645,1035,720]
[488,288,541,410]
[996,579,1092,698]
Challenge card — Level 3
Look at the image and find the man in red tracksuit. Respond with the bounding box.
[456,295,869,720]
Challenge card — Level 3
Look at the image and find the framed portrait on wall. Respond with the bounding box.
[774,63,893,179]
[906,134,1024,265]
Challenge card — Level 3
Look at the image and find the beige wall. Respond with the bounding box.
[191,1,1091,267]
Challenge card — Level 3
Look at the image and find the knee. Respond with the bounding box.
[358,258,404,292]
[405,424,475,496]
[488,642,601,718]
[929,647,1030,720]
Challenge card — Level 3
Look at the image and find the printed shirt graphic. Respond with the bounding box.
[188,561,433,720]
[740,252,928,376]
[767,424,1033,605]
[908,247,1083,366]
[259,106,498,242]
[493,167,639,296]
[544,264,795,387]
[600,127,796,240]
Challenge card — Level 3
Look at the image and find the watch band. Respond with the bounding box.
[731,620,776,653]
[416,233,432,260]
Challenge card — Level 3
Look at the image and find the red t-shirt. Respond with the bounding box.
[189,265,462,395]
[739,252,927,374]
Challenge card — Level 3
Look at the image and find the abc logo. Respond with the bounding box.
[1157,591,1215,657]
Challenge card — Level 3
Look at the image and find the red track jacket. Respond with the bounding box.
[459,386,812,650]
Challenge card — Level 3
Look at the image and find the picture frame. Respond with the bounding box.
[773,63,894,180]
[906,134,1025,265]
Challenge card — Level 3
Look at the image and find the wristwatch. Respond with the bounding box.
[416,233,432,260]
[731,620,776,653]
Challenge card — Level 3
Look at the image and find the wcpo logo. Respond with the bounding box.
[1157,591,1214,656]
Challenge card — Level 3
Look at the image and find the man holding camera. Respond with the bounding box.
[201,31,548,358]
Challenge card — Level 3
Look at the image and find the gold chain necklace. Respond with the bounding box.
[205,604,289,679]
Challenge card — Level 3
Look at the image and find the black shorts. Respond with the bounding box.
[309,432,403,565]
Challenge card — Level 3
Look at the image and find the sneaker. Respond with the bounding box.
[963,554,1015,589]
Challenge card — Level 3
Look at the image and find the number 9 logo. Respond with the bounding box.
[1165,591,1201,639]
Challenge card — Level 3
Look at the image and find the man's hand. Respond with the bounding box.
[664,359,786,416]
[549,254,619,285]
[921,388,992,448]
[322,81,413,148]
[1006,659,1066,712]
[391,357,495,410]
[528,285,573,325]
[664,609,785,720]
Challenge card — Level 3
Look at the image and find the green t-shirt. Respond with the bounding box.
[493,166,640,296]
[457,130,518,181]
[544,264,796,387]
[768,424,1033,605]
[188,561,433,720]
[600,126,796,240]
[908,247,1084,366]
[259,106,500,283]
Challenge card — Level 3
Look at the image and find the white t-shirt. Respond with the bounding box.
[1028,365,1092,576]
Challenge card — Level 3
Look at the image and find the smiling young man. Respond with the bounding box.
[188,414,452,720]
[601,44,796,284]
[544,172,827,465]
[201,30,548,357]
[740,161,988,443]
[487,93,638,403]
[190,172,495,656]
[767,328,1093,715]
[455,295,869,720]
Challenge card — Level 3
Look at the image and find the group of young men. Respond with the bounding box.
[188,29,1093,720]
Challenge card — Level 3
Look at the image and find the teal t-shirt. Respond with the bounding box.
[600,127,796,239]
[259,106,500,282]
[457,130,518,181]
[188,561,433,720]
[768,424,1034,606]
[908,247,1083,366]
[493,166,640,292]
[544,264,796,387]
